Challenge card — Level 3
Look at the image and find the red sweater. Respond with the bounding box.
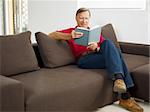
[58,27,105,59]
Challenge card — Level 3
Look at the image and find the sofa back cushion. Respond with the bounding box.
[0,31,39,76]
[35,32,75,68]
[119,42,150,57]
[101,24,120,49]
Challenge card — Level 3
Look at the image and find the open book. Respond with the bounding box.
[74,25,101,46]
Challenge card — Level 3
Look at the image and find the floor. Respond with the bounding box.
[96,100,150,112]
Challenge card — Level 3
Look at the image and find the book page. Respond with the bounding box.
[74,25,101,46]
[89,25,100,31]
[88,26,101,44]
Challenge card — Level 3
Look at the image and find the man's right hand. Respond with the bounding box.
[71,30,83,39]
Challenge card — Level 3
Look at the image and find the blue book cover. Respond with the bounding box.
[74,25,101,46]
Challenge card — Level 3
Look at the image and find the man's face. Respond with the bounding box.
[76,11,90,28]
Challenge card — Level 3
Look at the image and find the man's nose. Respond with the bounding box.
[83,19,87,23]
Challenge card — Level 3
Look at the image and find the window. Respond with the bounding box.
[1,0,28,35]
[0,0,4,35]
[20,0,28,32]
[77,0,146,10]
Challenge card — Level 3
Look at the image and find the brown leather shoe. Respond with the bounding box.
[113,79,127,93]
[119,98,144,112]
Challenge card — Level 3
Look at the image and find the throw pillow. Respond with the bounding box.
[35,32,75,68]
[101,24,120,49]
[0,31,40,76]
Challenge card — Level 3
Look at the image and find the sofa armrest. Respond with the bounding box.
[0,75,24,111]
[119,42,150,57]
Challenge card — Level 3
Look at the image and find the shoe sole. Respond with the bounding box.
[119,99,144,112]
[119,103,143,112]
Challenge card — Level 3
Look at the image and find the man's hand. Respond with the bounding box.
[87,42,98,51]
[71,30,83,39]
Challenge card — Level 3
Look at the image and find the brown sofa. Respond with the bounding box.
[0,24,149,112]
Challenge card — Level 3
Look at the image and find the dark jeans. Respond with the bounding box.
[77,39,134,89]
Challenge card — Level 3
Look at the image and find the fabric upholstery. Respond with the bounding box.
[11,66,116,111]
[35,32,75,68]
[101,24,120,49]
[0,75,24,111]
[120,42,150,57]
[130,64,150,102]
[0,31,39,76]
[122,53,149,71]
[10,53,149,111]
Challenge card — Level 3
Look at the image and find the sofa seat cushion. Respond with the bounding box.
[123,53,149,71]
[11,66,116,111]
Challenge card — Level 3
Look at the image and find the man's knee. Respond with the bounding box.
[104,39,114,45]
[103,39,116,48]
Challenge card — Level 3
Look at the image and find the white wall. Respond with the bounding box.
[28,0,149,45]
[28,0,77,43]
